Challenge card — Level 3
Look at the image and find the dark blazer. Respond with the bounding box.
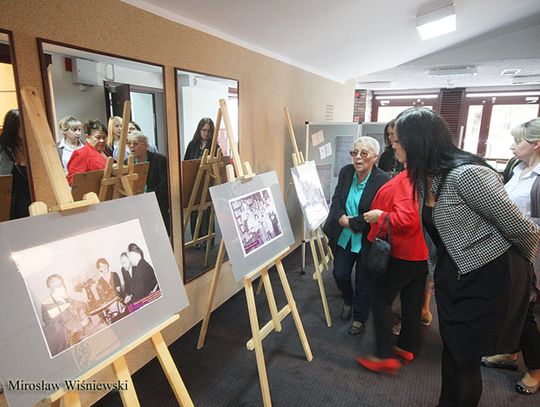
[146,151,170,233]
[123,258,159,303]
[323,164,390,253]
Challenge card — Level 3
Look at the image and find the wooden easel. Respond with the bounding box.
[183,108,226,267]
[98,102,139,201]
[21,85,193,407]
[0,175,12,222]
[197,99,312,407]
[284,107,334,328]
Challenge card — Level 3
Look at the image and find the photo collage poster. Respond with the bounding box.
[291,161,329,231]
[210,171,294,281]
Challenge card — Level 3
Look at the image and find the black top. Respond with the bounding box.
[422,205,441,250]
[378,149,404,176]
[323,164,390,253]
[145,151,170,234]
[184,139,219,160]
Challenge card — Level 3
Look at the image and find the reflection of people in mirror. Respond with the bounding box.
[125,243,159,303]
[184,118,220,246]
[66,119,108,185]
[57,116,84,173]
[128,131,170,233]
[106,116,126,160]
[41,274,92,357]
[128,121,158,153]
[0,109,31,220]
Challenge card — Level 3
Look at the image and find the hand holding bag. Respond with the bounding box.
[367,213,391,275]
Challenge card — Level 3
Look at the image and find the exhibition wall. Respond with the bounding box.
[0,0,354,404]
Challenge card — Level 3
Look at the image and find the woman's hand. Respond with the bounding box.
[363,209,383,224]
[338,215,351,229]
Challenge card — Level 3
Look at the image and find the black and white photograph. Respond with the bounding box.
[334,135,355,176]
[291,161,329,231]
[12,219,161,359]
[316,164,332,204]
[210,171,294,281]
[229,187,282,257]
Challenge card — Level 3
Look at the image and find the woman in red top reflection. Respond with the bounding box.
[67,119,108,185]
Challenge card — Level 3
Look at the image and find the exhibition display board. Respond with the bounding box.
[197,99,312,407]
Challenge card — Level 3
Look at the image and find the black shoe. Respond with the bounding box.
[348,321,365,335]
[340,303,352,321]
[480,356,518,371]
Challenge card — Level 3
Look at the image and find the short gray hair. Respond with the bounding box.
[511,118,540,143]
[128,131,148,145]
[354,136,380,156]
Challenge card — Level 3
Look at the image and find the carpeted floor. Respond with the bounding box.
[95,247,539,406]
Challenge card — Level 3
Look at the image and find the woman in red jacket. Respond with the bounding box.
[67,119,108,185]
[356,132,428,374]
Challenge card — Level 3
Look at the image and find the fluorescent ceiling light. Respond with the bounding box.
[429,66,477,77]
[375,94,438,100]
[416,3,456,41]
[466,91,540,98]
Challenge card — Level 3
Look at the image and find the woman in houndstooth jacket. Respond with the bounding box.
[394,107,540,407]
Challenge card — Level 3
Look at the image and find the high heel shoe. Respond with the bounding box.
[355,356,401,375]
[394,348,414,365]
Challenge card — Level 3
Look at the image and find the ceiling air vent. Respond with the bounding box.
[501,69,521,76]
[428,66,477,77]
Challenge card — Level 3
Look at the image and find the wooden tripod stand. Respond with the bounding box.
[21,86,193,407]
[196,99,313,407]
[284,106,334,327]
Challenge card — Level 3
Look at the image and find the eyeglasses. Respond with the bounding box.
[127,141,140,146]
[349,150,371,158]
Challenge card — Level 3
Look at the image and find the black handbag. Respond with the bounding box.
[367,214,391,275]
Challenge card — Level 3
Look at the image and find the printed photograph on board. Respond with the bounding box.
[291,161,329,231]
[229,187,282,256]
[12,219,161,359]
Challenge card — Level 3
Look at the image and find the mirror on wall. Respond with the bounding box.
[0,30,32,222]
[38,40,171,236]
[176,69,239,282]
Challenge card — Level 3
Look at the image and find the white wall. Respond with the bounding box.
[51,54,107,139]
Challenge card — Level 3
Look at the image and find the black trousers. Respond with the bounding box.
[190,208,210,241]
[370,256,428,359]
[439,341,482,407]
[521,299,540,370]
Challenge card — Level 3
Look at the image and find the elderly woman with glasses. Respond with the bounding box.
[323,136,390,335]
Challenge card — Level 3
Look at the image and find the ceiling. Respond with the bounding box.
[122,0,540,90]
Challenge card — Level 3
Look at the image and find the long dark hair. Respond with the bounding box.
[383,119,395,151]
[395,108,488,190]
[192,117,215,144]
[0,109,21,150]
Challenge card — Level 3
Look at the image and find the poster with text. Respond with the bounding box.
[334,135,355,176]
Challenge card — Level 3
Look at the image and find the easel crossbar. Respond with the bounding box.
[246,305,291,350]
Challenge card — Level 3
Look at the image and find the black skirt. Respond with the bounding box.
[434,245,533,360]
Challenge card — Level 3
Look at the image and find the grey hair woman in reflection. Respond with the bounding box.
[0,109,31,219]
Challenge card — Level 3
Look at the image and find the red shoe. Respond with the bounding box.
[394,348,414,365]
[355,356,401,375]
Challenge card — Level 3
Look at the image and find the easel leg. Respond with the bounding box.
[197,239,226,349]
[244,278,272,407]
[112,357,140,407]
[151,332,194,407]
[59,392,81,407]
[309,238,332,328]
[261,268,282,332]
[275,259,313,361]
[300,241,306,274]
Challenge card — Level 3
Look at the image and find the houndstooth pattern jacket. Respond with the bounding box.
[418,164,540,276]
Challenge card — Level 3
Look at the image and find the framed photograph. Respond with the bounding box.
[291,161,329,232]
[0,194,189,407]
[210,171,294,281]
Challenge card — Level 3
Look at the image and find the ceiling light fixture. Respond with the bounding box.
[428,66,477,77]
[375,94,438,100]
[416,3,456,41]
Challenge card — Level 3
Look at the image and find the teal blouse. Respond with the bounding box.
[337,171,371,253]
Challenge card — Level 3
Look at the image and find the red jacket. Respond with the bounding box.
[67,143,107,185]
[367,171,428,261]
